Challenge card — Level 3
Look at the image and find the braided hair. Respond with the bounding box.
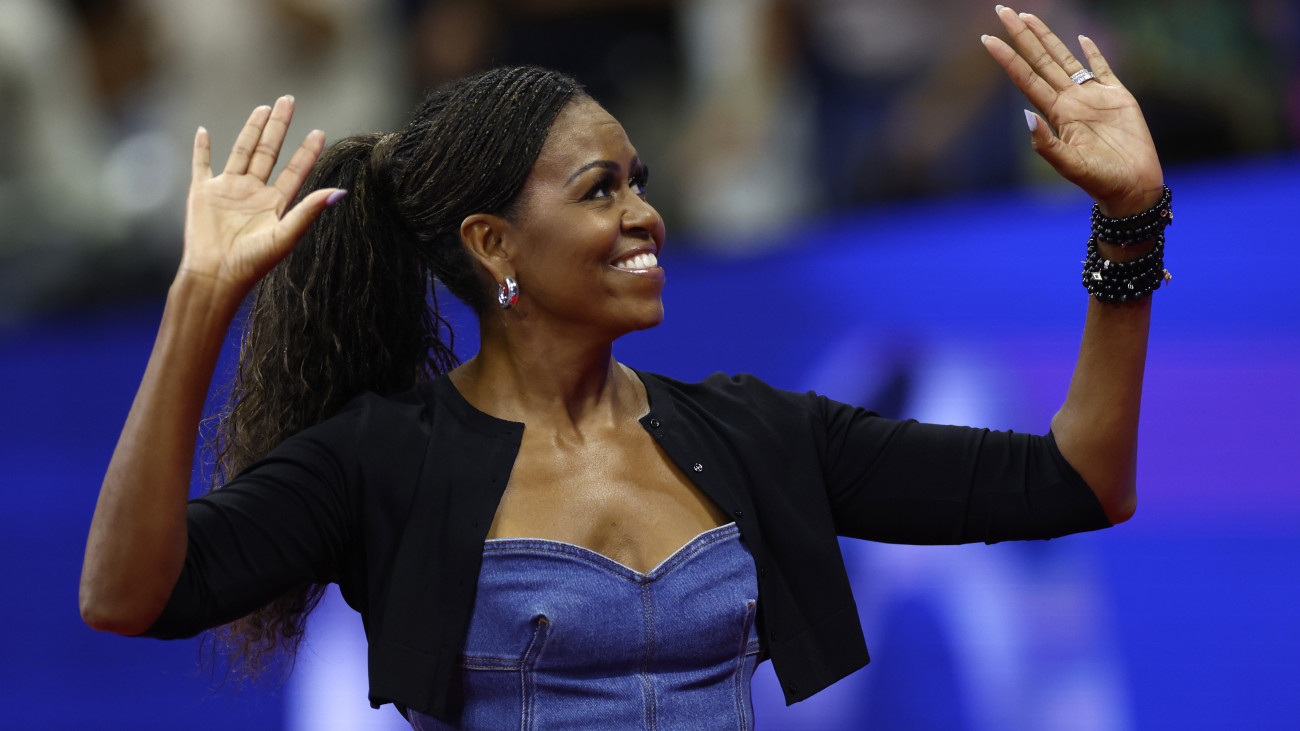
[206,67,585,678]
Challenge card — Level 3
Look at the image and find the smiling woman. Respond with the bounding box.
[81,7,1166,729]
[460,99,668,341]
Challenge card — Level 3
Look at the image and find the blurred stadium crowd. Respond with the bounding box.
[2,0,1296,319]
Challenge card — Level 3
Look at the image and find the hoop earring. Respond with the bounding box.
[497,276,519,310]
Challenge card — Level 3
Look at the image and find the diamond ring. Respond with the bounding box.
[1070,69,1098,85]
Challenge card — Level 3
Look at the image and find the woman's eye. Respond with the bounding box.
[584,168,648,201]
[631,165,650,196]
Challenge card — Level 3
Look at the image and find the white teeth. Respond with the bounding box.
[615,252,658,270]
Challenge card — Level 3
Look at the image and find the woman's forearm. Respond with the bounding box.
[80,271,243,635]
[1050,238,1155,524]
[980,7,1166,523]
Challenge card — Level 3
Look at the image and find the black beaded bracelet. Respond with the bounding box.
[1090,184,1173,246]
[1081,232,1171,303]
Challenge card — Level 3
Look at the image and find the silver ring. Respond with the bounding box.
[1070,69,1098,85]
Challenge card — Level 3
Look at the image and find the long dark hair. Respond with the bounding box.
[205,66,584,677]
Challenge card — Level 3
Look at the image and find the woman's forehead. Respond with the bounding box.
[536,100,635,171]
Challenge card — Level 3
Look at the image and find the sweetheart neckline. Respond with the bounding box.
[482,522,741,578]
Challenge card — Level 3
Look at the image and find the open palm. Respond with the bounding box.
[181,96,342,294]
[983,7,1164,217]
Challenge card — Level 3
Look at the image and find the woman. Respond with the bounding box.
[80,8,1166,729]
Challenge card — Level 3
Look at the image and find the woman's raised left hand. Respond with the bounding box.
[983,6,1164,217]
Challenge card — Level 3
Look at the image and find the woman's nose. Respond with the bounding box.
[623,195,664,239]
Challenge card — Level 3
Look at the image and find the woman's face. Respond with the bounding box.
[503,99,666,338]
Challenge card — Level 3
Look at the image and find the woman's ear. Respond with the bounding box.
[460,213,514,282]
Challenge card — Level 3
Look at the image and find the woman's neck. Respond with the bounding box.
[450,320,644,432]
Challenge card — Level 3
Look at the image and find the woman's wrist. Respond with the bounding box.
[169,267,247,332]
[1091,184,1172,254]
[1095,237,1155,263]
[1095,182,1166,219]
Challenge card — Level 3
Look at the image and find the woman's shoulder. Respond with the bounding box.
[636,369,823,419]
[262,383,436,469]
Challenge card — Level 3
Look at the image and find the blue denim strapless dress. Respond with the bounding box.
[407,523,762,730]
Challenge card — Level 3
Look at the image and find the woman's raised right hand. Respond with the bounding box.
[181,95,343,294]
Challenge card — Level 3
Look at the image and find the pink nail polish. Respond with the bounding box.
[326,190,348,206]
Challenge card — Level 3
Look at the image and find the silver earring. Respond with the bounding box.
[497,276,519,309]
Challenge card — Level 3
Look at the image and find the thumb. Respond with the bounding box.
[1022,110,1079,179]
[276,188,347,247]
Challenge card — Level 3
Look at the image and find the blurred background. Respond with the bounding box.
[2,0,1297,729]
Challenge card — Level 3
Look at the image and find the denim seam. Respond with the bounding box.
[640,581,659,731]
[520,616,548,731]
[733,600,757,731]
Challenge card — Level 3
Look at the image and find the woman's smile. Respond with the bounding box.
[610,249,662,275]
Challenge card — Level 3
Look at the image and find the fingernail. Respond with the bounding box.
[1024,109,1038,132]
[980,34,990,44]
[995,5,1005,13]
[1019,12,1030,20]
[284,94,295,103]
[197,125,207,135]
[1078,34,1090,44]
[326,190,348,206]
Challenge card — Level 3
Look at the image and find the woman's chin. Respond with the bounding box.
[617,303,666,335]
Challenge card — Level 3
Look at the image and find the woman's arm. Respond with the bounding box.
[79,97,342,635]
[983,8,1167,524]
[1050,276,1149,524]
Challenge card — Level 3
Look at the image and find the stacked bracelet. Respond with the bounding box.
[1082,232,1171,303]
[1090,184,1173,246]
[1081,184,1173,303]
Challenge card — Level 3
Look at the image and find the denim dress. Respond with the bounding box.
[407,523,763,730]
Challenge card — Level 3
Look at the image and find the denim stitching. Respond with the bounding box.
[640,581,659,731]
[483,523,742,585]
[520,616,548,731]
[460,655,521,671]
[733,601,757,731]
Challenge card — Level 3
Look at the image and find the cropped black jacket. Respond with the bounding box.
[144,371,1110,723]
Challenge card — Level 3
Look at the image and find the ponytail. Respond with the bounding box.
[205,134,457,677]
[204,65,583,680]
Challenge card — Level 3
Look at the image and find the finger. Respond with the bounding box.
[1017,12,1086,78]
[1022,110,1084,182]
[247,95,296,182]
[275,187,346,248]
[224,104,273,176]
[1078,35,1121,85]
[192,126,212,184]
[982,35,1059,114]
[272,129,327,211]
[995,5,1073,90]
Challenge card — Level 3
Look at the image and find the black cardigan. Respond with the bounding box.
[144,371,1110,723]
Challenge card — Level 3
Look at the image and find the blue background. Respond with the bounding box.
[3,156,1297,729]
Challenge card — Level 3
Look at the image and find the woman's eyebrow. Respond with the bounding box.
[565,160,619,187]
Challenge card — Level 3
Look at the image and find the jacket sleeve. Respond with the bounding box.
[813,395,1111,544]
[138,397,369,640]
